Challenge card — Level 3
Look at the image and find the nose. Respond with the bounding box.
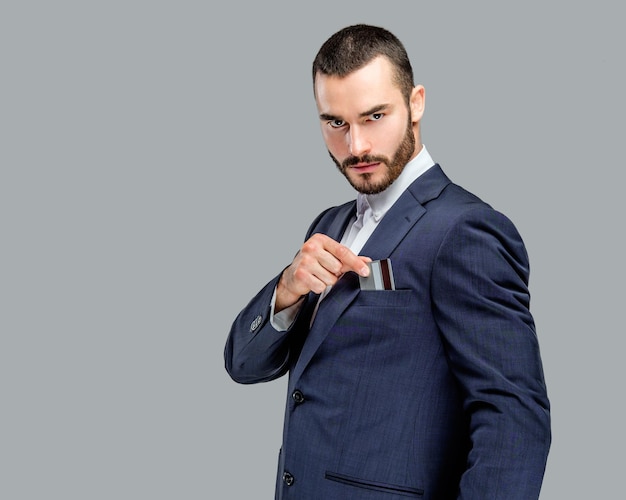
[348,126,371,157]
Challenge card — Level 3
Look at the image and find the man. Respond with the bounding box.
[225,24,550,499]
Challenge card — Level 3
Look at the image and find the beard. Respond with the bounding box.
[330,118,416,195]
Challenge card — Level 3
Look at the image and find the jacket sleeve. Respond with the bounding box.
[224,207,335,384]
[431,206,551,499]
[224,274,314,384]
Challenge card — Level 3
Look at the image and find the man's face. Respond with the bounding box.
[314,56,422,195]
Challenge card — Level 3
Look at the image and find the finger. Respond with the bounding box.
[306,263,342,290]
[290,251,341,293]
[301,234,345,277]
[325,240,370,277]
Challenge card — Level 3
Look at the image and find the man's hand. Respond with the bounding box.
[275,234,371,312]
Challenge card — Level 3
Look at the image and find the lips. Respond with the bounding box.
[350,162,380,173]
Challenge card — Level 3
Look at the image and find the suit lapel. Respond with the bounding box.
[290,273,360,387]
[290,165,452,386]
[359,164,452,259]
[358,193,426,260]
[317,201,356,242]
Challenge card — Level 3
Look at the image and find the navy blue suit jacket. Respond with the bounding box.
[225,165,551,499]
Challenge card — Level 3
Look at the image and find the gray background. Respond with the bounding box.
[2,1,623,498]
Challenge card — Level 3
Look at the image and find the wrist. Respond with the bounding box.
[275,278,304,313]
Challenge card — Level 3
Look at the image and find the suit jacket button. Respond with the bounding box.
[249,315,262,332]
[292,390,305,404]
[283,471,294,486]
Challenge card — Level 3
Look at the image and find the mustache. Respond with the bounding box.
[341,154,388,169]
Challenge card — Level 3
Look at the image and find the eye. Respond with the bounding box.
[370,113,384,121]
[329,119,345,128]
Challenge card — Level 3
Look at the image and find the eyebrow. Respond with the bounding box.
[319,103,391,121]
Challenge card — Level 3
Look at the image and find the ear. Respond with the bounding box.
[409,85,425,124]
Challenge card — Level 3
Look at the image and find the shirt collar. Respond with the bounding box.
[356,145,435,222]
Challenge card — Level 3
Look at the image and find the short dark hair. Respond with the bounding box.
[312,24,415,101]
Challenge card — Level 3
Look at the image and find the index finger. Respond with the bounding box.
[324,238,370,277]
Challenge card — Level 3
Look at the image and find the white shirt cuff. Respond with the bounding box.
[270,287,304,331]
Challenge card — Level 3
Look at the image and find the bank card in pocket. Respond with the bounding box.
[359,259,396,290]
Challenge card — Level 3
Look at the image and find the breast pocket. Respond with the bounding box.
[343,289,419,338]
[353,289,413,308]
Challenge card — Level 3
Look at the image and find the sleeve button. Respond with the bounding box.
[249,315,263,332]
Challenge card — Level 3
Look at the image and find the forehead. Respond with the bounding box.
[314,56,403,115]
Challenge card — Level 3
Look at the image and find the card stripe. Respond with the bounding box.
[380,259,392,290]
[371,261,382,290]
